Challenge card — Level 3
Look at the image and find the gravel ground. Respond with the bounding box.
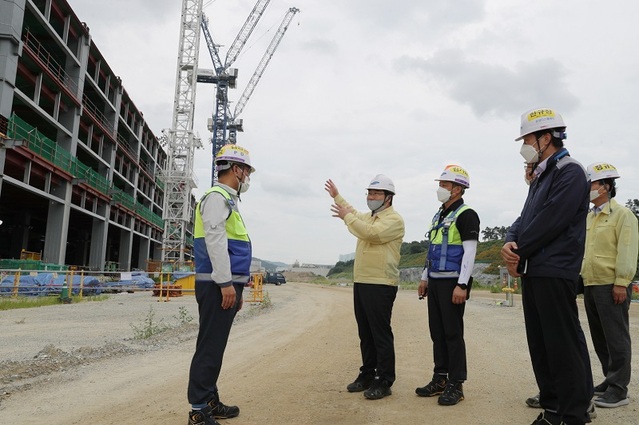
[0,290,273,404]
[0,284,638,424]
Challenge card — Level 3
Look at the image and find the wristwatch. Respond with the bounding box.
[456,283,468,290]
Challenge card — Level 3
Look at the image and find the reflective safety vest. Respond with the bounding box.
[193,185,251,280]
[427,204,470,278]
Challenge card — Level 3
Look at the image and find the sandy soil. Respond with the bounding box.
[1,282,638,425]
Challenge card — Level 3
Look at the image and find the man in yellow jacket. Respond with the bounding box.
[325,175,405,400]
[582,162,638,409]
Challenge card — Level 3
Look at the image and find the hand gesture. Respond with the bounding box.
[331,203,353,220]
[325,179,339,198]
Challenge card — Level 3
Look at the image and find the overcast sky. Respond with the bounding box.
[69,0,639,265]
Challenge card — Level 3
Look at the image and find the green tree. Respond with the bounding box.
[328,260,354,276]
[400,240,428,255]
[625,199,639,216]
[481,226,510,241]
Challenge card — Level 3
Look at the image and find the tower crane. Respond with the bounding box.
[160,0,204,265]
[198,2,299,184]
[160,0,298,264]
[198,0,270,185]
[227,7,300,144]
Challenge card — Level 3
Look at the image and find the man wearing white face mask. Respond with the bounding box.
[582,162,637,409]
[325,175,405,400]
[188,144,255,425]
[415,165,479,406]
[501,108,594,425]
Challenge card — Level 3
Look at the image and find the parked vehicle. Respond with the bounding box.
[264,272,286,285]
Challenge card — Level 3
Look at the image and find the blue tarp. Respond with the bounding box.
[107,271,155,290]
[0,273,102,296]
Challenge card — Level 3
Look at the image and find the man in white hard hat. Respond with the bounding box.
[583,162,637,409]
[325,175,405,400]
[501,108,594,425]
[187,144,255,425]
[415,165,479,406]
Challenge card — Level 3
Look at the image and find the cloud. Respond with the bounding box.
[300,38,339,56]
[395,49,580,118]
[341,0,485,32]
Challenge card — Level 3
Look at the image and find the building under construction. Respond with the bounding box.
[0,0,182,271]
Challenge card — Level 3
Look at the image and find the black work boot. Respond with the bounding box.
[207,398,240,419]
[188,405,220,425]
[363,376,392,400]
[415,374,448,397]
[346,372,375,393]
[437,380,464,405]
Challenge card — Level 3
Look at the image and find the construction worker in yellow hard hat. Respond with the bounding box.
[415,164,479,406]
[501,108,594,425]
[582,162,637,409]
[188,143,255,425]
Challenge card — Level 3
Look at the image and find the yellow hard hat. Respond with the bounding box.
[435,164,470,188]
[215,144,255,173]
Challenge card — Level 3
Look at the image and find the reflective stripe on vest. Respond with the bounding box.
[193,186,252,279]
[427,204,470,278]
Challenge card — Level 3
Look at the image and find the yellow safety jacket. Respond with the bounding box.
[427,204,470,278]
[193,186,251,280]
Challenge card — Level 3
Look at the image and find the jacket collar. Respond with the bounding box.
[546,147,569,170]
[214,182,238,198]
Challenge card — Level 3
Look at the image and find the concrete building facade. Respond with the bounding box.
[0,0,173,271]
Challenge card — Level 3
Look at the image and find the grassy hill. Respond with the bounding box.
[327,239,505,277]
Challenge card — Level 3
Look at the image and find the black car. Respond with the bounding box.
[264,272,286,285]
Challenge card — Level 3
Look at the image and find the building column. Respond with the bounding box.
[42,183,71,265]
[118,227,132,271]
[0,0,26,195]
[138,235,150,269]
[89,202,108,271]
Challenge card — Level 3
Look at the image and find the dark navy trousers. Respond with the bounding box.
[187,281,244,406]
[522,276,593,425]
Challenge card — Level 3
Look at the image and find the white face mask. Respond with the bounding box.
[589,189,600,202]
[520,143,540,164]
[238,175,250,193]
[367,199,384,212]
[437,187,451,203]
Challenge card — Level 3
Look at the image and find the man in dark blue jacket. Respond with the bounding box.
[501,108,593,425]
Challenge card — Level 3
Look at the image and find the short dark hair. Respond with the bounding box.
[452,183,466,196]
[384,191,394,205]
[602,178,617,198]
[534,128,566,148]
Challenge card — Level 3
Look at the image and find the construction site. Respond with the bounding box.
[0,0,297,292]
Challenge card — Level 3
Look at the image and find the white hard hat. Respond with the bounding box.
[366,174,396,194]
[215,144,255,173]
[515,107,566,141]
[435,164,470,188]
[587,162,620,182]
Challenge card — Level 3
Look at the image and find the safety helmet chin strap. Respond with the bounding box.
[371,195,392,215]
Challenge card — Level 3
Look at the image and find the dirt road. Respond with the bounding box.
[1,283,638,424]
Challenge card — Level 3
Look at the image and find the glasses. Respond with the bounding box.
[366,190,386,197]
[235,164,252,176]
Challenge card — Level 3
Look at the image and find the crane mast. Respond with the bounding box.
[161,0,204,264]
